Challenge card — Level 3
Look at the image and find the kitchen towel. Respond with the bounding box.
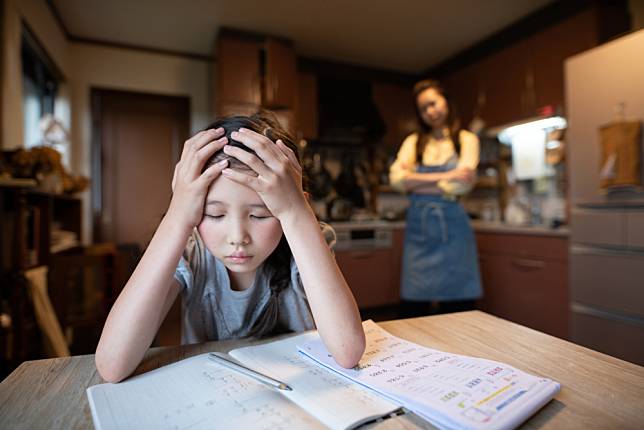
[599,120,642,190]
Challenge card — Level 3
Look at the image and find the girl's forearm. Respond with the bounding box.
[279,206,366,368]
[95,210,192,382]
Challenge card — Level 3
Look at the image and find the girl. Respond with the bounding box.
[95,113,365,383]
[389,79,482,318]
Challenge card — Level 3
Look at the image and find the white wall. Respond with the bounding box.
[69,43,212,242]
[1,0,213,243]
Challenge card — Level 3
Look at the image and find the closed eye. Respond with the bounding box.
[204,214,224,220]
[250,214,273,220]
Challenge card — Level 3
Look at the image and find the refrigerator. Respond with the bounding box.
[565,29,644,366]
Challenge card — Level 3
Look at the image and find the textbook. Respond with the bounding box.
[87,320,560,430]
[298,320,561,430]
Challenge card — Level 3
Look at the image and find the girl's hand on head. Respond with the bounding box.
[221,128,307,219]
[168,128,228,228]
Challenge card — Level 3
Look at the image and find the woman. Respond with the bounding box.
[390,79,482,317]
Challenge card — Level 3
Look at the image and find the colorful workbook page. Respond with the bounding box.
[298,320,561,430]
[230,331,401,430]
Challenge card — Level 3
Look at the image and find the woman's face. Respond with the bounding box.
[416,87,449,129]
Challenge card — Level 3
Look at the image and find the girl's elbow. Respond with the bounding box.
[334,331,366,369]
[95,349,131,383]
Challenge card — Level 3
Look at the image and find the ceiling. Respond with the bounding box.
[51,0,554,74]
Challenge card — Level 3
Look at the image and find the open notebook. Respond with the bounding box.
[87,320,560,430]
[86,331,401,430]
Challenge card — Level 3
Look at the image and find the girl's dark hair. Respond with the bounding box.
[202,111,304,338]
[412,79,462,164]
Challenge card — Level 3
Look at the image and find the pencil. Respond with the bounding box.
[207,352,293,391]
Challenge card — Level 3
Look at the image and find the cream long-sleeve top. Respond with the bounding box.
[389,129,480,195]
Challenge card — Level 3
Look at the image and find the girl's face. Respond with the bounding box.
[197,173,283,289]
[416,87,449,129]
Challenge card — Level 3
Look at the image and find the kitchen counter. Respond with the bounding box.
[329,219,569,237]
[471,220,570,237]
[328,219,406,231]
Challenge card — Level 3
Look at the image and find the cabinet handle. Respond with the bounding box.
[511,258,545,270]
[350,251,375,259]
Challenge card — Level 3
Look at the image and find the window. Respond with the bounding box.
[21,26,60,148]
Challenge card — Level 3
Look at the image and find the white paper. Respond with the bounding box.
[231,332,400,430]
[87,354,325,430]
[298,320,560,430]
[87,331,400,430]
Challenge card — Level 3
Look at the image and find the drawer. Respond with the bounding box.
[476,232,568,261]
[626,211,644,249]
[570,247,644,318]
[571,306,644,366]
[478,253,569,339]
[570,209,625,247]
[335,248,398,308]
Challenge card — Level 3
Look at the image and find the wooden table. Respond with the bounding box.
[1,311,643,429]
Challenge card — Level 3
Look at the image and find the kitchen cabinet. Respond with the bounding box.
[372,81,416,148]
[475,232,569,339]
[295,72,318,140]
[334,227,404,309]
[215,33,297,116]
[264,39,297,109]
[216,36,261,109]
[443,7,599,128]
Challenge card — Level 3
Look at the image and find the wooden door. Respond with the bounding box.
[91,89,189,250]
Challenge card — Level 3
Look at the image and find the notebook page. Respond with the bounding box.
[87,354,325,430]
[230,331,400,430]
[298,320,561,430]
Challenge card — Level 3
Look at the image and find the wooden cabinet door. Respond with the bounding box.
[216,37,261,108]
[264,39,297,108]
[372,81,416,148]
[477,37,532,127]
[296,73,318,139]
[478,251,568,339]
[530,8,598,113]
[335,248,397,308]
[443,62,481,129]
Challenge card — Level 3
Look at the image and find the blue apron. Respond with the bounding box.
[400,163,482,302]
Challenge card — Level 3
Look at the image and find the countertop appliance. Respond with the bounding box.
[565,29,644,365]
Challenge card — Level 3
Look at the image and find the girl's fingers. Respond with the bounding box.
[186,136,228,175]
[220,167,260,189]
[198,159,228,187]
[230,129,285,168]
[276,139,300,171]
[184,128,225,156]
[223,145,272,177]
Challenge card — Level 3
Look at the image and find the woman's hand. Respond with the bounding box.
[168,128,229,228]
[220,128,307,220]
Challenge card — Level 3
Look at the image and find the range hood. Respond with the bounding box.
[316,77,385,144]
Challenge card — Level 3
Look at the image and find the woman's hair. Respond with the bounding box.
[412,79,462,164]
[202,111,304,338]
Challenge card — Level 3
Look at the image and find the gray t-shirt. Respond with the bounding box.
[174,224,336,344]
